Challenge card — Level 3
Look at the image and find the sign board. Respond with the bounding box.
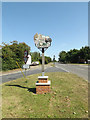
[24,50,28,57]
[24,50,28,64]
[23,64,29,69]
[34,33,52,49]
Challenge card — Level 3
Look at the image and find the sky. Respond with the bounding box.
[2,2,88,60]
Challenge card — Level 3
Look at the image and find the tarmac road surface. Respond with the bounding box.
[1,63,89,84]
[1,65,66,84]
[55,62,88,81]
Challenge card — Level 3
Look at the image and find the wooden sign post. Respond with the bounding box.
[34,33,52,94]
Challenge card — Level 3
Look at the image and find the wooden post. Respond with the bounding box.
[42,48,44,76]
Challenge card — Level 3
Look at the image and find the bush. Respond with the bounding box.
[39,56,51,64]
[2,41,30,71]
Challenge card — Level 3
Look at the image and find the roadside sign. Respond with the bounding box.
[24,50,28,57]
[34,33,52,49]
[34,33,52,76]
[24,50,28,64]
[24,57,28,64]
[23,64,29,69]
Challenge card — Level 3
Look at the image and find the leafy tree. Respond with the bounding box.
[39,56,52,64]
[59,51,67,63]
[0,49,2,70]
[79,46,90,63]
[31,52,51,64]
[66,49,79,63]
[31,52,41,62]
[2,41,30,70]
[59,46,90,63]
[45,56,52,64]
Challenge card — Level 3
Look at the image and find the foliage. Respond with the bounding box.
[45,56,52,64]
[59,51,67,63]
[0,49,2,70]
[31,52,40,62]
[31,52,52,64]
[2,42,52,70]
[39,56,52,64]
[2,41,30,70]
[59,46,90,63]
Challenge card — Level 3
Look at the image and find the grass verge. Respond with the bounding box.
[2,72,88,118]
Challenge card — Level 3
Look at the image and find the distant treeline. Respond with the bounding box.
[31,52,52,64]
[1,41,52,71]
[59,46,90,63]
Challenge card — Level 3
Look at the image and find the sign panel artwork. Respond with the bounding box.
[34,33,52,49]
[24,50,28,57]
[24,50,28,64]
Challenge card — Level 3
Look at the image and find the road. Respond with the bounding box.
[1,65,66,84]
[55,62,88,81]
[1,63,89,84]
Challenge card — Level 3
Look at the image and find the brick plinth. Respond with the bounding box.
[36,85,50,94]
[38,79,48,83]
[36,76,51,94]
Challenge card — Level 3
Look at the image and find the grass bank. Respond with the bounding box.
[2,72,88,118]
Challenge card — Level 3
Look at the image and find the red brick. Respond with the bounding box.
[36,85,50,94]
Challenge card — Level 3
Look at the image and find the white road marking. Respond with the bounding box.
[78,65,88,68]
[55,65,69,72]
[76,68,84,70]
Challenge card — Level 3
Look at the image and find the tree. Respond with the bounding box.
[31,52,41,62]
[59,51,66,63]
[39,56,52,64]
[66,49,79,63]
[58,46,90,64]
[0,49,2,71]
[79,46,90,63]
[2,41,30,70]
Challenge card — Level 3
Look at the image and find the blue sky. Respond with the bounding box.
[2,2,88,60]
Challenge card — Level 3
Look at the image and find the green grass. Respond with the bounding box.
[50,63,55,67]
[2,72,88,118]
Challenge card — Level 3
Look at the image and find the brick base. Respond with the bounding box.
[38,79,48,83]
[36,85,50,94]
[38,78,48,83]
